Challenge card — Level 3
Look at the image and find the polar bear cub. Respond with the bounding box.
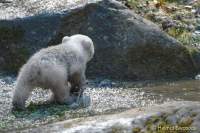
[12,34,94,109]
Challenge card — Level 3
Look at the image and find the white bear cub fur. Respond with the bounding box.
[12,34,94,109]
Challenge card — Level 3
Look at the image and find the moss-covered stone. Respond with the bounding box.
[178,117,193,127]
[132,127,141,133]
[109,125,125,133]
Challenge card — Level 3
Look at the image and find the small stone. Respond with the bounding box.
[195,74,200,80]
[191,9,196,13]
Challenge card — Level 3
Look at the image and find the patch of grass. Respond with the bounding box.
[163,0,182,3]
[167,27,185,38]
[0,103,70,131]
[125,0,200,47]
[177,31,193,45]
[126,0,140,9]
[166,27,199,46]
[132,127,141,133]
[109,125,126,133]
[12,102,70,119]
[193,1,200,8]
[1,100,94,131]
[126,0,182,9]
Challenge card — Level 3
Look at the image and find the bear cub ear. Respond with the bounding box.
[62,36,70,43]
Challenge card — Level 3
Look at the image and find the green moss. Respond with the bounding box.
[184,46,200,71]
[191,112,197,117]
[176,32,193,46]
[0,122,7,129]
[141,113,194,133]
[178,117,193,127]
[145,119,154,126]
[163,0,183,3]
[156,121,173,133]
[166,26,200,47]
[152,116,162,123]
[186,47,199,55]
[170,11,197,47]
[167,27,184,39]
[109,125,125,133]
[132,127,141,133]
[145,115,168,133]
[193,1,200,8]
[12,102,70,119]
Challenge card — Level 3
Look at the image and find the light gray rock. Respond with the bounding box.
[21,101,200,133]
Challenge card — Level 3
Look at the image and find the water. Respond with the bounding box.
[141,79,200,101]
[0,75,200,131]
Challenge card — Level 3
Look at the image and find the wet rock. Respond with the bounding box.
[22,101,200,133]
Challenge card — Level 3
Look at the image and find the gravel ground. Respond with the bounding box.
[0,75,172,132]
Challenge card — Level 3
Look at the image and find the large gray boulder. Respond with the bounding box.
[0,0,199,79]
[48,0,200,80]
